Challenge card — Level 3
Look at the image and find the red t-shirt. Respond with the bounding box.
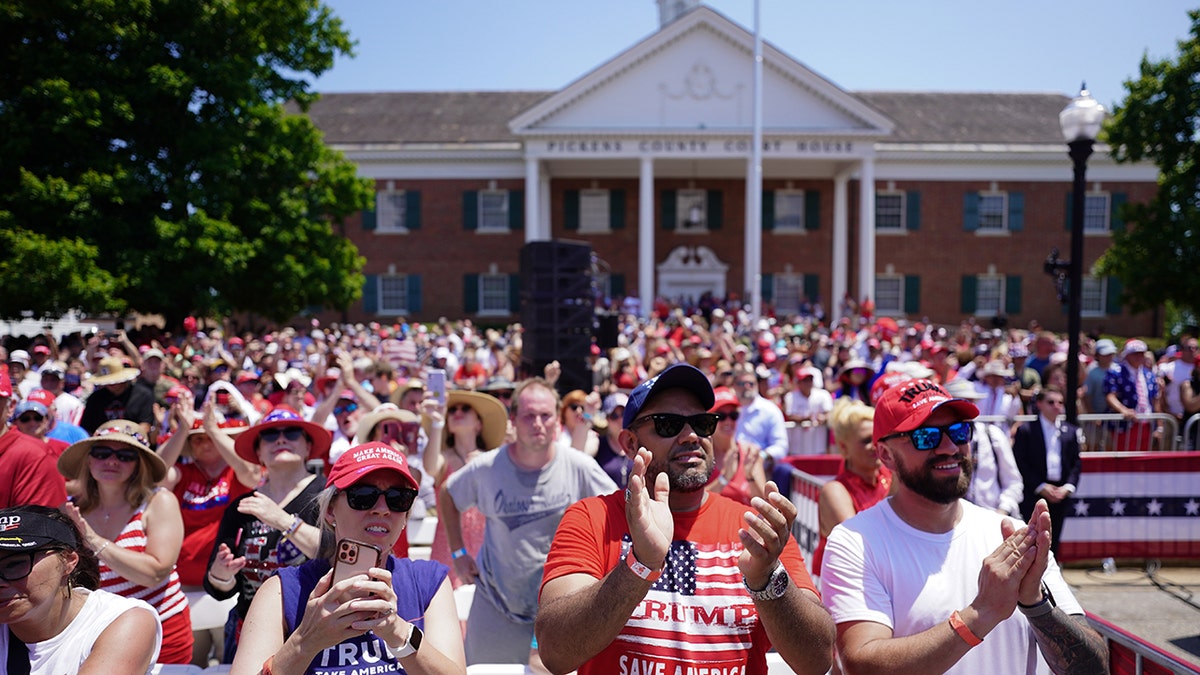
[0,429,67,508]
[173,461,253,585]
[542,491,816,675]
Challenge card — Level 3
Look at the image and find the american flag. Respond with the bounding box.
[615,537,758,664]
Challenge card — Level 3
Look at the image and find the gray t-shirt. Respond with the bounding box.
[444,442,616,622]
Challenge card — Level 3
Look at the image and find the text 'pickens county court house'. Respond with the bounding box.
[299,1,1157,334]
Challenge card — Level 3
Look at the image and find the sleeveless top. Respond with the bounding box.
[812,465,892,576]
[278,556,449,674]
[0,588,161,675]
[100,489,188,622]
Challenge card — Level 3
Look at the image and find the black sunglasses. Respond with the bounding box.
[343,485,418,512]
[259,427,305,443]
[89,445,139,462]
[17,414,44,424]
[0,550,51,582]
[629,413,720,438]
[883,421,973,451]
[717,410,740,422]
[448,404,473,414]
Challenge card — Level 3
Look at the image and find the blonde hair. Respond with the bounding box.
[828,399,874,448]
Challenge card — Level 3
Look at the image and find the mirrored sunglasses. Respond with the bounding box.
[333,402,358,416]
[885,421,973,451]
[629,412,720,438]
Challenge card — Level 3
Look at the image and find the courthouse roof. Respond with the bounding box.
[299,90,1071,147]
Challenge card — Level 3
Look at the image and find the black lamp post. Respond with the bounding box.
[1058,85,1107,425]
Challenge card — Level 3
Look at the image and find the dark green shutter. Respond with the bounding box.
[661,190,677,230]
[1107,276,1123,315]
[761,274,774,302]
[463,275,479,313]
[1008,192,1024,232]
[805,190,820,231]
[361,207,377,231]
[564,190,580,231]
[964,192,980,231]
[408,275,422,313]
[463,191,478,231]
[362,275,378,312]
[1111,193,1127,233]
[904,275,921,313]
[508,274,521,314]
[610,273,625,297]
[405,191,421,230]
[762,190,775,231]
[803,274,819,305]
[905,191,921,231]
[1065,191,1073,231]
[509,190,524,231]
[706,190,723,230]
[1005,276,1022,314]
[961,276,977,314]
[610,189,626,230]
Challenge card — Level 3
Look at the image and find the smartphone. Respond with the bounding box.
[427,368,446,407]
[214,390,231,406]
[332,538,383,586]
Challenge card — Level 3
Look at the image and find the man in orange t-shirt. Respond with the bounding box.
[536,364,834,675]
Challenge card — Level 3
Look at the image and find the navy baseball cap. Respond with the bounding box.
[0,507,80,551]
[622,364,716,429]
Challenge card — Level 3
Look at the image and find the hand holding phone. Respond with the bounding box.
[332,538,383,587]
[427,369,446,407]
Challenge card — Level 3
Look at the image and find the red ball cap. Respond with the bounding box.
[872,378,979,444]
[326,441,418,492]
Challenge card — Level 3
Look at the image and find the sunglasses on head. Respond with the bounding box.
[0,550,51,582]
[259,427,305,443]
[17,414,44,424]
[884,421,973,451]
[89,445,139,462]
[629,412,721,438]
[343,485,418,512]
[333,402,358,416]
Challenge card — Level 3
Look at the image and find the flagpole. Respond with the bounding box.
[747,0,763,321]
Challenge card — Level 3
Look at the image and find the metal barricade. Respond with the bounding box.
[1087,612,1200,675]
[1183,415,1200,451]
[975,413,1180,452]
[788,467,829,573]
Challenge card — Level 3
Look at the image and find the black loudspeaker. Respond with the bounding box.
[595,312,619,350]
[521,240,594,395]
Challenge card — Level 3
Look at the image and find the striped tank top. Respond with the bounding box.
[99,489,188,623]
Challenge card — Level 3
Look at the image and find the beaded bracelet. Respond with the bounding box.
[282,515,302,539]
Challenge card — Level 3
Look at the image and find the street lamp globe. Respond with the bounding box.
[1059,84,1107,143]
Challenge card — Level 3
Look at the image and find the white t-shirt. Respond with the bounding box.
[783,387,833,455]
[822,499,1082,675]
[1164,359,1195,417]
[0,588,161,675]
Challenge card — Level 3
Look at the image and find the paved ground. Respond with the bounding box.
[1063,562,1200,670]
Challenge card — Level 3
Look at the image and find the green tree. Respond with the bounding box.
[1099,9,1200,318]
[0,0,372,325]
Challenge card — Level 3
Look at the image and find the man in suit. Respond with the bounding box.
[1012,385,1082,553]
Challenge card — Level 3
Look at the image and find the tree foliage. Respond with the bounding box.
[0,0,372,325]
[1099,9,1200,317]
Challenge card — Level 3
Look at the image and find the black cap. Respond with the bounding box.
[0,507,80,551]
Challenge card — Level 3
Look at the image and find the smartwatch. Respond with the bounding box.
[389,625,423,659]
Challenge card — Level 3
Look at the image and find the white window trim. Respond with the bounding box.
[477,273,512,318]
[1083,192,1112,236]
[676,189,707,234]
[377,274,409,317]
[478,189,510,232]
[974,275,1004,318]
[578,189,612,234]
[975,192,1010,236]
[772,190,806,234]
[874,274,904,316]
[772,273,805,315]
[375,190,409,235]
[875,191,906,234]
[1081,276,1106,318]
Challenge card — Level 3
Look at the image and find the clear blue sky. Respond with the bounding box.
[311,1,1196,110]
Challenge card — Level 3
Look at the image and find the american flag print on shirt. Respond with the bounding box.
[616,536,758,671]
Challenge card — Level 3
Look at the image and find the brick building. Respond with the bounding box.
[301,4,1157,335]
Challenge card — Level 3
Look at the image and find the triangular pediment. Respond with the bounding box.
[510,7,893,137]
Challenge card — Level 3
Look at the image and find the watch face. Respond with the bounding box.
[409,625,423,652]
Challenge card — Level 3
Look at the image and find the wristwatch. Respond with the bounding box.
[744,563,789,601]
[389,625,423,659]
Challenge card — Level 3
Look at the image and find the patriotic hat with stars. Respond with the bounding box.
[622,363,715,429]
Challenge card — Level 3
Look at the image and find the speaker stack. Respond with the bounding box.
[520,240,595,394]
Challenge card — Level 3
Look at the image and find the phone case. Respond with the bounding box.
[332,538,383,586]
[428,369,447,406]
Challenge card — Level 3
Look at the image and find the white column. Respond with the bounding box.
[524,157,540,242]
[539,170,551,240]
[639,156,655,319]
[857,157,877,307]
[746,0,763,321]
[832,169,850,320]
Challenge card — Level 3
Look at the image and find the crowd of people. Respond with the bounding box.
[2,302,1185,673]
